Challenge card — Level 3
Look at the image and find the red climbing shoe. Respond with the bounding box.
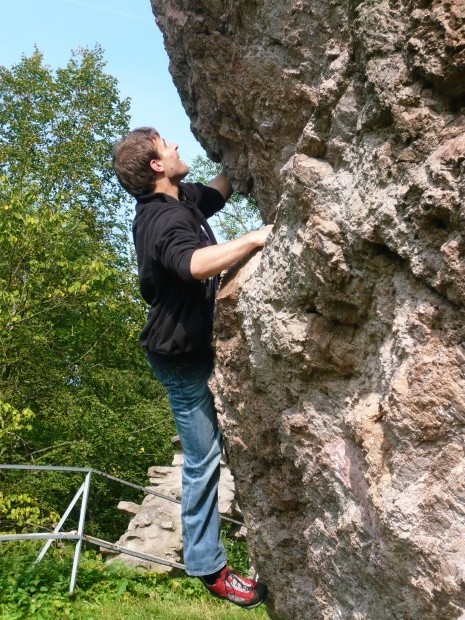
[201,566,267,608]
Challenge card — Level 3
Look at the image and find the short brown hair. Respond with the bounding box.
[112,127,161,197]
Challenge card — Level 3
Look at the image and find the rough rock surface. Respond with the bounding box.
[151,0,465,618]
[112,442,239,573]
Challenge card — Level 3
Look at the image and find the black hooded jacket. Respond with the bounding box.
[132,182,225,362]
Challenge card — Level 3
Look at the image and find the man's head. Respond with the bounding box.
[112,127,189,197]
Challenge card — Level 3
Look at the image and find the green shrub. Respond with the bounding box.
[221,524,251,577]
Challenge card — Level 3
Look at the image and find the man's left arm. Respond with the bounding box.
[207,170,233,202]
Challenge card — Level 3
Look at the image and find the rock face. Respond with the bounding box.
[152,0,465,618]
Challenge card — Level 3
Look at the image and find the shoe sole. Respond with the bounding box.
[208,588,267,609]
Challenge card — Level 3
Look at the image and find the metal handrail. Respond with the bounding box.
[83,534,186,571]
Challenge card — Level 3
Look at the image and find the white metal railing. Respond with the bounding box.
[0,464,243,593]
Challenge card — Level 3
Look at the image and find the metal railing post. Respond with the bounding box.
[69,471,92,594]
[35,479,87,565]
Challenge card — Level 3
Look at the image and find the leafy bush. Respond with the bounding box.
[0,491,59,531]
[0,401,34,459]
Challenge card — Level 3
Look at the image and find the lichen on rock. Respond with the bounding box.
[151,0,465,618]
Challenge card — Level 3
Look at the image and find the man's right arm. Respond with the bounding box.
[207,171,233,202]
[190,225,273,280]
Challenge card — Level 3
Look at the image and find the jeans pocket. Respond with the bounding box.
[173,359,213,387]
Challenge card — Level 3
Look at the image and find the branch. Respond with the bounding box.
[26,441,76,459]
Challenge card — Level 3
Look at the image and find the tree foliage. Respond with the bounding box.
[0,48,174,537]
[187,156,262,240]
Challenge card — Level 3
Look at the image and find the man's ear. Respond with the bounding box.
[150,159,164,174]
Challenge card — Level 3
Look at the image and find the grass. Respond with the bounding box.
[0,541,269,620]
[72,596,268,620]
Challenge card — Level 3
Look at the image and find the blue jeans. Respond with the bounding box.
[147,353,227,576]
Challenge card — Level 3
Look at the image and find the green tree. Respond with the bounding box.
[0,48,174,537]
[187,156,262,240]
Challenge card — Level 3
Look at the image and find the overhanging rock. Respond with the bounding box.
[151,1,465,618]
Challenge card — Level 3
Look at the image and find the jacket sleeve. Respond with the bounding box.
[152,205,202,283]
[184,182,226,219]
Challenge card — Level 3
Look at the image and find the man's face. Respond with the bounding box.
[153,136,189,182]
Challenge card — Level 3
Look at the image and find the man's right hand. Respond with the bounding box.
[249,224,273,247]
[190,224,274,280]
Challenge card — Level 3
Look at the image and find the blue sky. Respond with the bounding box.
[0,0,205,165]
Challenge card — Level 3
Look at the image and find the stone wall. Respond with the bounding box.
[151,1,465,618]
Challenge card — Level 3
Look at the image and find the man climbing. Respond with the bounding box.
[112,127,272,608]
